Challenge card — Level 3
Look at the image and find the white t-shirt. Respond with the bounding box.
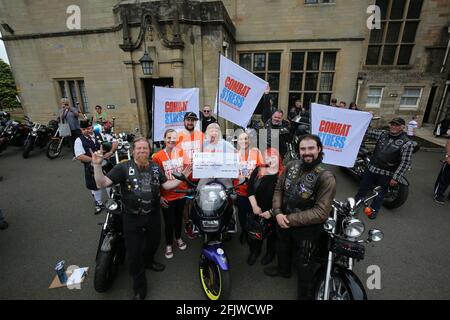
[407,120,418,137]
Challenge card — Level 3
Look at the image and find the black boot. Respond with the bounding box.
[261,252,275,265]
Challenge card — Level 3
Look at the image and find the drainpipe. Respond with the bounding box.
[435,80,450,125]
[355,77,364,106]
[440,24,450,73]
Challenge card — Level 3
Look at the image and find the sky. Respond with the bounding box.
[0,32,10,64]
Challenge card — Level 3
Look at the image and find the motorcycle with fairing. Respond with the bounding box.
[172,173,245,300]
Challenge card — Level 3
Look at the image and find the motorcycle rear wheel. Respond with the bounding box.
[199,254,231,300]
[383,184,409,209]
[46,139,62,159]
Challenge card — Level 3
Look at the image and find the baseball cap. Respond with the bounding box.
[389,117,406,126]
[184,112,199,120]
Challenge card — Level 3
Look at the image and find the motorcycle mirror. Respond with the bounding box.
[368,229,384,242]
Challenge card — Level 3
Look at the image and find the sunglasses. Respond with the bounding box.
[203,110,210,113]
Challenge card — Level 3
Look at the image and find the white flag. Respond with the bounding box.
[154,87,199,141]
[217,55,268,127]
[311,103,372,167]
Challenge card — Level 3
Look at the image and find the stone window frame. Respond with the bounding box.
[288,50,337,108]
[56,79,90,114]
[366,87,384,108]
[399,87,423,110]
[238,51,282,114]
[365,0,423,66]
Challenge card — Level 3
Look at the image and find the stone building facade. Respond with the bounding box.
[0,0,449,134]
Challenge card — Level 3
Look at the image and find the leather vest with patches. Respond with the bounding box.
[282,160,325,215]
[121,161,161,215]
[371,132,410,172]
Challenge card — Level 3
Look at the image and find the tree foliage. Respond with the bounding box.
[0,59,21,109]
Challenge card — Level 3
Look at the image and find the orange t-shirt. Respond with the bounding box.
[234,148,264,197]
[153,148,188,202]
[176,130,204,164]
[176,130,204,180]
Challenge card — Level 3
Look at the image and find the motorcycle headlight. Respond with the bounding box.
[124,143,130,150]
[324,218,336,232]
[344,218,365,238]
[105,199,118,211]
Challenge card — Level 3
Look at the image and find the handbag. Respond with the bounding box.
[58,109,72,137]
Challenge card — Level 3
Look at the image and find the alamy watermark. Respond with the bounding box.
[366,265,382,290]
[66,5,81,30]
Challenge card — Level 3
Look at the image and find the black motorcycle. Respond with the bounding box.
[22,120,58,158]
[0,117,30,153]
[313,187,384,300]
[344,139,419,209]
[93,139,132,293]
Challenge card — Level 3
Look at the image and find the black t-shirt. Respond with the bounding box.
[247,166,279,212]
[202,116,217,133]
[107,161,168,187]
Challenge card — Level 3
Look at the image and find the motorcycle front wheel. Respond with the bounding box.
[22,140,34,158]
[383,184,409,209]
[46,139,62,159]
[199,253,231,300]
[314,274,352,300]
[94,251,116,293]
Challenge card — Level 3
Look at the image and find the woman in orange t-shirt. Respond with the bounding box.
[234,131,264,244]
[153,129,189,259]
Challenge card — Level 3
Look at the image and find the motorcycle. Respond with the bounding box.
[172,173,244,300]
[93,144,131,292]
[344,138,419,209]
[93,185,126,293]
[0,117,31,153]
[22,120,58,158]
[313,187,384,300]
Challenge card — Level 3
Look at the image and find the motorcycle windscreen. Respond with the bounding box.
[196,184,227,218]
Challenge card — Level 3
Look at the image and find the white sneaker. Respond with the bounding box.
[176,238,187,250]
[165,245,173,259]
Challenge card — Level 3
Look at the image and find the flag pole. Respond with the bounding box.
[152,85,155,150]
[217,52,221,122]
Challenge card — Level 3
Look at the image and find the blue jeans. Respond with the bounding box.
[355,169,390,214]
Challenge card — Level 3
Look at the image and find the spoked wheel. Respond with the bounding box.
[199,253,231,300]
[46,139,62,159]
[314,274,352,300]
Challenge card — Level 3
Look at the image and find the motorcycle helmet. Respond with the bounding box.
[93,123,102,135]
[103,121,112,134]
[247,216,272,241]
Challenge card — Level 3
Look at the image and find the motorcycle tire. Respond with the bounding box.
[22,140,33,158]
[383,184,409,209]
[46,139,61,159]
[94,251,115,293]
[313,273,353,300]
[199,254,231,300]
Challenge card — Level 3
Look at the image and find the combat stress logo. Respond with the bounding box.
[317,120,352,152]
[165,101,188,127]
[220,76,251,111]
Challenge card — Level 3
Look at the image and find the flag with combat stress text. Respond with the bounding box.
[217,55,268,127]
[154,87,199,141]
[311,103,372,168]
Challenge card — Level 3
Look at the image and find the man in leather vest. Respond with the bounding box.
[74,120,118,214]
[263,134,336,299]
[264,110,291,159]
[355,117,414,219]
[92,137,191,300]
